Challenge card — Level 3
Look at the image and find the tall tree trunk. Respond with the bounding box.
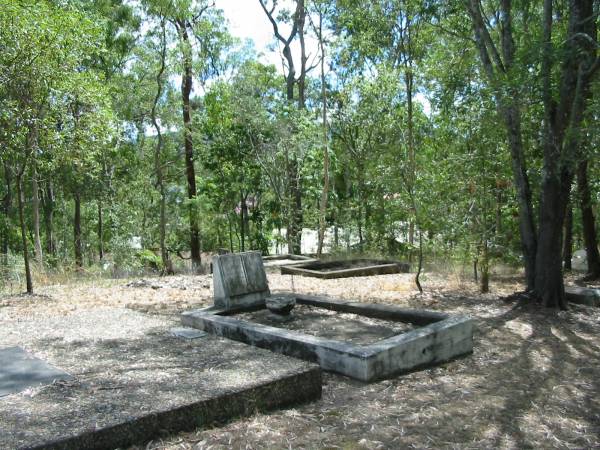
[152,18,169,272]
[534,0,596,308]
[74,193,83,270]
[97,200,104,261]
[16,176,33,294]
[480,239,490,293]
[467,0,538,290]
[259,0,306,255]
[177,20,201,270]
[406,70,415,249]
[240,192,247,252]
[2,162,12,265]
[577,159,600,277]
[563,202,573,270]
[316,10,329,258]
[31,163,43,265]
[43,182,55,257]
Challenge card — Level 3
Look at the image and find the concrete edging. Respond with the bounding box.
[280,259,410,279]
[182,295,473,382]
[27,367,322,450]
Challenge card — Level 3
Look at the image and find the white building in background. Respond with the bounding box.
[269,227,361,255]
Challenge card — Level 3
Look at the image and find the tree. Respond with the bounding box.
[259,0,313,254]
[465,0,599,308]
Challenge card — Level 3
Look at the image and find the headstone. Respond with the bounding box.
[213,251,270,309]
[571,249,588,272]
[0,347,72,397]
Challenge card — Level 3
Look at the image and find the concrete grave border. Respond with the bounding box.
[280,259,410,279]
[566,286,600,307]
[182,294,473,382]
[262,254,317,269]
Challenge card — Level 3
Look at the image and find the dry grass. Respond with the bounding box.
[2,270,600,449]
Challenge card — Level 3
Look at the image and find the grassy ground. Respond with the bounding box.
[1,269,599,449]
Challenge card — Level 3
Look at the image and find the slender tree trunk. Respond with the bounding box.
[405,71,415,250]
[152,18,169,272]
[177,21,201,271]
[97,200,104,262]
[240,192,247,252]
[289,157,302,254]
[259,0,306,255]
[31,163,43,265]
[16,176,33,293]
[43,182,55,257]
[2,162,12,265]
[480,240,490,293]
[74,192,83,270]
[577,159,600,277]
[316,11,329,258]
[228,214,233,253]
[563,202,573,270]
[467,0,538,290]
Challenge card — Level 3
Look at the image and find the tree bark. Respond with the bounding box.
[2,162,12,265]
[74,192,83,270]
[577,159,600,277]
[152,18,169,273]
[259,0,306,255]
[563,202,573,270]
[31,162,43,265]
[316,10,329,258]
[480,239,489,293]
[43,182,55,257]
[467,0,538,290]
[533,0,596,308]
[97,200,104,261]
[177,19,201,270]
[240,192,247,252]
[16,176,33,293]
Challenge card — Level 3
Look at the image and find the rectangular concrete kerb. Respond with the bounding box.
[280,259,410,279]
[182,294,473,382]
[566,286,600,307]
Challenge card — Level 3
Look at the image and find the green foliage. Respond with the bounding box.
[1,0,598,289]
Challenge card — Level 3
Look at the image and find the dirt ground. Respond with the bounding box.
[1,270,599,449]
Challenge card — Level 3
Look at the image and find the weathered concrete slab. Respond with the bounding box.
[0,310,321,450]
[281,259,410,279]
[169,327,208,339]
[182,294,473,382]
[566,286,600,307]
[213,251,270,309]
[0,347,72,397]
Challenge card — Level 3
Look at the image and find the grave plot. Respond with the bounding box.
[262,254,317,270]
[0,308,321,450]
[183,294,473,382]
[280,258,410,279]
[184,252,472,382]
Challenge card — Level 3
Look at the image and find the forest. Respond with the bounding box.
[1,0,599,309]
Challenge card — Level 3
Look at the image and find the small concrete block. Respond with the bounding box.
[213,251,270,310]
[266,296,296,315]
[170,327,208,340]
[0,347,72,397]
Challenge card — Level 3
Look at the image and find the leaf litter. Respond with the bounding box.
[1,271,599,449]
